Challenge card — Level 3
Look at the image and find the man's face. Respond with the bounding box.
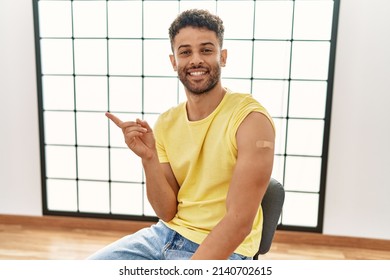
[170,26,227,95]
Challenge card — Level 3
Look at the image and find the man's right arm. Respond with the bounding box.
[143,157,179,222]
[105,112,179,221]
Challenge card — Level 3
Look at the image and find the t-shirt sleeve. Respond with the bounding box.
[153,115,169,163]
[229,95,275,150]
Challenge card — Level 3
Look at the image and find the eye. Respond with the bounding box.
[202,48,213,54]
[179,50,191,56]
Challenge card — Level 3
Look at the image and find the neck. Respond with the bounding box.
[185,85,226,121]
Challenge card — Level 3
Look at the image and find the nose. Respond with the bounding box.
[190,52,204,67]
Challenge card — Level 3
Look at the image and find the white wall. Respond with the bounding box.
[0,0,42,215]
[324,0,390,240]
[0,0,389,240]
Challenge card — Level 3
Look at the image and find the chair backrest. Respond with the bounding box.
[253,178,285,259]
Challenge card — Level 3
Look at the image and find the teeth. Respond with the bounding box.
[190,72,205,76]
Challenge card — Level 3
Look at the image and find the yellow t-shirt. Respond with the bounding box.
[153,90,274,257]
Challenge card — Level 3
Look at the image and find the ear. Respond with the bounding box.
[169,54,178,71]
[220,49,227,67]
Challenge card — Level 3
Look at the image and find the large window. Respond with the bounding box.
[33,0,339,232]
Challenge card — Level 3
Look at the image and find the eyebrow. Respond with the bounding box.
[177,42,216,50]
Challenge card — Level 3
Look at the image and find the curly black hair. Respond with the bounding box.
[168,9,225,50]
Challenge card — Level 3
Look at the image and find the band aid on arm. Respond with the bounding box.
[256,140,274,149]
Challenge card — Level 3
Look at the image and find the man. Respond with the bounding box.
[88,9,275,260]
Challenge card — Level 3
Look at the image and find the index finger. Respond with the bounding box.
[105,112,123,127]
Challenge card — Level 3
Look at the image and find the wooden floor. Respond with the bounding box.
[1,215,389,260]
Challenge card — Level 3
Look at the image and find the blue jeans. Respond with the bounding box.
[87,221,251,260]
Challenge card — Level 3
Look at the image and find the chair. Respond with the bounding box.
[253,178,285,259]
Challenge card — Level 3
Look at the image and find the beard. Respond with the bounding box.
[177,63,221,95]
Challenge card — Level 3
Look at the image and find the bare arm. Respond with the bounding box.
[142,158,180,221]
[191,112,275,259]
[106,112,179,221]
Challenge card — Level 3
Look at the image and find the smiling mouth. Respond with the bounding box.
[189,71,206,76]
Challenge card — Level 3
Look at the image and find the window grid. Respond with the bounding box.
[33,0,340,232]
